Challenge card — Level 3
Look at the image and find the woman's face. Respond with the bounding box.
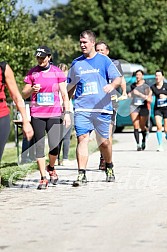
[36,55,51,67]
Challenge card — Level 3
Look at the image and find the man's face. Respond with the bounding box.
[95,43,109,56]
[155,72,164,83]
[136,71,143,82]
[80,34,95,55]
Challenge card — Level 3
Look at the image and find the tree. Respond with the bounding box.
[53,0,167,73]
[0,0,77,95]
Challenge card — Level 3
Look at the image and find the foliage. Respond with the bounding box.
[53,0,167,74]
[0,0,77,98]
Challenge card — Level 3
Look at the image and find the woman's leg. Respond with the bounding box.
[130,112,140,149]
[0,115,10,161]
[31,117,46,178]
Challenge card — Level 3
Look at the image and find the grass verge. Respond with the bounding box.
[0,133,99,189]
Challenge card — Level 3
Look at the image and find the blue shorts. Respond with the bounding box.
[74,112,112,138]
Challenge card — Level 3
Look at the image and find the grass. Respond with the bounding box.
[0,131,98,189]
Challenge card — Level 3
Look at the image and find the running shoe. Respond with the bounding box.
[37,179,48,190]
[106,168,115,182]
[73,172,87,187]
[99,157,106,171]
[137,144,142,151]
[141,141,146,150]
[46,165,58,185]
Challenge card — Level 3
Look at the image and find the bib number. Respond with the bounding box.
[157,98,167,107]
[134,97,144,106]
[82,82,98,96]
[37,93,54,105]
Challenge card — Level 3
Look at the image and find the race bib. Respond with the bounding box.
[157,98,167,107]
[134,97,144,106]
[82,82,98,96]
[37,92,54,105]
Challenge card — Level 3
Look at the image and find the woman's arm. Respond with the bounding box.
[5,64,34,141]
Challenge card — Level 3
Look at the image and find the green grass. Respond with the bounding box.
[0,133,98,189]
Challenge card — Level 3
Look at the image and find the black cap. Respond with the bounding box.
[35,46,51,57]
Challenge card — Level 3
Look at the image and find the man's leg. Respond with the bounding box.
[73,133,89,187]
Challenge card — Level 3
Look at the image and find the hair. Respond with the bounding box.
[155,69,164,76]
[80,30,96,42]
[135,69,144,75]
[57,63,68,72]
[95,41,110,51]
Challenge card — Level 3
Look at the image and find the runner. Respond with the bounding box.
[0,62,33,162]
[67,30,122,186]
[128,70,152,151]
[22,46,71,189]
[95,41,127,170]
[150,70,167,151]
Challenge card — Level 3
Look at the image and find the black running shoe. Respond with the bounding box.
[106,168,115,182]
[141,141,146,150]
[73,173,87,187]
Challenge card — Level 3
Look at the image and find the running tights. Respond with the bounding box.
[0,114,10,161]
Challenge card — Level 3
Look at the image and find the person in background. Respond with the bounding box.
[150,70,167,151]
[57,63,74,166]
[95,41,127,170]
[67,30,122,186]
[128,69,152,151]
[22,46,71,189]
[21,98,36,164]
[0,62,33,162]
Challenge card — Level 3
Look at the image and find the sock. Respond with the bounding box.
[134,129,139,144]
[156,131,162,145]
[41,176,47,180]
[105,162,113,169]
[141,130,147,142]
[79,169,86,175]
[48,165,54,171]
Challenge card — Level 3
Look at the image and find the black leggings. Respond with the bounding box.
[0,114,10,161]
[31,117,63,158]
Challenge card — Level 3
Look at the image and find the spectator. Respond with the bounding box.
[57,63,74,166]
[21,98,36,163]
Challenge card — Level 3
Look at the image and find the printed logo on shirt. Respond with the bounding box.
[80,69,100,74]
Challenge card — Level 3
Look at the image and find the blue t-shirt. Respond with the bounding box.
[67,53,121,113]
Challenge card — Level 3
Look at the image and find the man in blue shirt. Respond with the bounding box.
[67,30,122,186]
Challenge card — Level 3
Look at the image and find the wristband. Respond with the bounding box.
[64,111,71,114]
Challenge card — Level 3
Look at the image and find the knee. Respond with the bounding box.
[100,139,110,148]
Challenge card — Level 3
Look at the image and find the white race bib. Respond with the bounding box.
[37,92,54,105]
[157,98,167,107]
[82,82,98,96]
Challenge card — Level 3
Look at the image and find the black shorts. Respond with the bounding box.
[154,108,167,118]
[130,105,149,117]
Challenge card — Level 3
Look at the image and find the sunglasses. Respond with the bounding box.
[36,56,47,60]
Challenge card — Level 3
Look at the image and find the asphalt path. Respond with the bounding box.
[0,131,167,252]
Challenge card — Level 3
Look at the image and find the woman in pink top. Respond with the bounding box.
[22,46,71,190]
